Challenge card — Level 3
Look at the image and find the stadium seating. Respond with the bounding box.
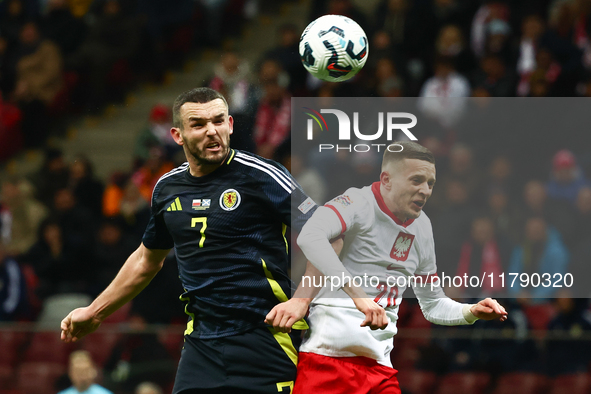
[157,325,185,360]
[397,369,437,394]
[492,372,549,394]
[435,372,491,394]
[79,331,122,367]
[0,365,15,389]
[0,331,28,367]
[550,373,591,394]
[22,331,76,365]
[524,304,556,332]
[16,362,66,394]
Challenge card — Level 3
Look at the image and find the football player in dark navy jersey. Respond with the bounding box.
[60,88,318,394]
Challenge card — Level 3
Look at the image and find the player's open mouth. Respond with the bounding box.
[413,201,425,209]
[206,142,221,151]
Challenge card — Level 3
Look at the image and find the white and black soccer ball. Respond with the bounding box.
[299,14,369,82]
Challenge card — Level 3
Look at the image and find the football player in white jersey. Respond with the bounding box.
[265,141,507,393]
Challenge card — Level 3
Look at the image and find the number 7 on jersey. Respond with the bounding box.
[191,217,207,248]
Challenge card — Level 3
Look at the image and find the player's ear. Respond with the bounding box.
[171,127,184,146]
[380,170,391,189]
[228,115,234,135]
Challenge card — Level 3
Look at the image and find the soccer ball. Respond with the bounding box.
[299,14,369,82]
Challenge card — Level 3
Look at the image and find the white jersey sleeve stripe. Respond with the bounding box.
[151,162,189,200]
[235,152,296,189]
[234,157,293,194]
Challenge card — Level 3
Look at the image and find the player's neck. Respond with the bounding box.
[188,161,222,177]
[187,150,231,177]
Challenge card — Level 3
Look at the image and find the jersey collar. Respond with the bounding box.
[371,182,415,228]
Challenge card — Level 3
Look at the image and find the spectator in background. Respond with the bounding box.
[102,172,130,217]
[486,187,522,244]
[118,180,151,243]
[53,188,95,251]
[453,216,509,298]
[104,315,176,393]
[471,1,510,59]
[0,239,29,321]
[547,149,590,205]
[522,179,575,242]
[264,23,308,94]
[0,0,27,46]
[571,186,591,248]
[508,216,569,298]
[135,382,162,394]
[134,104,180,165]
[436,143,483,205]
[546,293,591,376]
[516,15,547,96]
[434,24,476,77]
[253,59,291,159]
[58,350,113,394]
[23,217,89,300]
[40,0,87,58]
[208,51,256,152]
[0,91,23,161]
[68,0,140,112]
[13,21,63,146]
[472,54,516,96]
[30,148,70,209]
[0,176,48,256]
[68,155,105,219]
[483,19,512,64]
[432,180,479,273]
[131,147,174,202]
[373,57,404,97]
[418,55,470,128]
[91,216,137,294]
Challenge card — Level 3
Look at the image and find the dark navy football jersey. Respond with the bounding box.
[142,149,317,339]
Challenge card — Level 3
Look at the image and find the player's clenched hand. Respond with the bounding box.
[353,297,388,330]
[470,298,508,322]
[265,298,310,333]
[60,307,102,343]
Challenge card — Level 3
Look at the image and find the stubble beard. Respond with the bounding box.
[185,138,230,167]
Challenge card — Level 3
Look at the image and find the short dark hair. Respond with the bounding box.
[382,141,435,170]
[172,87,229,128]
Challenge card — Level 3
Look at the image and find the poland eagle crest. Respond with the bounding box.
[389,232,415,261]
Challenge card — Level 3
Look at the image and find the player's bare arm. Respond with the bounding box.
[265,238,344,333]
[60,244,170,343]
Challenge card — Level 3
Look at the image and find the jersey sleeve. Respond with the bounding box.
[141,182,174,250]
[296,189,371,280]
[323,188,371,235]
[256,160,318,232]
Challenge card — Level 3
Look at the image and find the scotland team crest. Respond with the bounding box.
[390,232,415,261]
[220,189,241,211]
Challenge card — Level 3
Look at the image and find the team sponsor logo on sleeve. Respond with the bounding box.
[220,189,241,211]
[390,232,415,261]
[298,197,315,214]
[329,195,352,208]
[192,199,211,210]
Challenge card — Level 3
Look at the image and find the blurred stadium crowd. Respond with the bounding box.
[1,0,591,393]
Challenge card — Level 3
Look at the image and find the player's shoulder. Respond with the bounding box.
[151,162,189,199]
[413,211,434,238]
[325,185,373,216]
[232,150,295,193]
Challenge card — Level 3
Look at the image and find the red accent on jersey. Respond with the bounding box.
[294,352,401,394]
[325,204,347,234]
[371,182,415,227]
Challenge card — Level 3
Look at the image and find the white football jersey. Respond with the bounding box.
[299,182,444,367]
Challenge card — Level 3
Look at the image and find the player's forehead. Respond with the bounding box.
[179,99,227,121]
[398,158,436,180]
